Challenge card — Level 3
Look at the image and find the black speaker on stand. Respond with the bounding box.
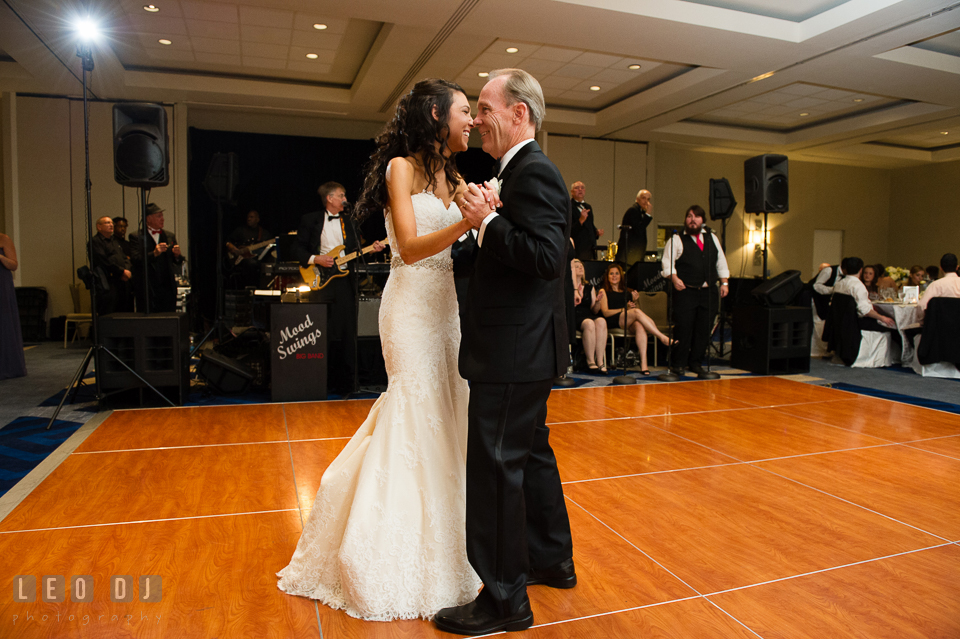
[744,154,788,280]
[113,103,171,315]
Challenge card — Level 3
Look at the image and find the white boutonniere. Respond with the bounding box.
[484,178,502,197]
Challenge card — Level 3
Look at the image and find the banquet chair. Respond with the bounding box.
[824,294,896,368]
[911,297,960,378]
[608,292,668,367]
[65,283,92,348]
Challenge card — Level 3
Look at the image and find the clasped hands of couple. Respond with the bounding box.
[457,179,502,228]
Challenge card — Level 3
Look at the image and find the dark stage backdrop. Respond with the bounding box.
[187,127,493,328]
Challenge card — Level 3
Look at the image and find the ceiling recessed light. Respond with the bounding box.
[478,72,489,78]
[853,98,864,102]
[313,23,327,30]
[143,4,159,12]
[505,47,518,53]
[590,85,601,91]
[158,38,172,45]
[306,53,318,59]
[941,131,949,135]
[799,112,809,117]
[628,64,641,70]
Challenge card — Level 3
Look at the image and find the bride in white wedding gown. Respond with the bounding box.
[277,79,485,621]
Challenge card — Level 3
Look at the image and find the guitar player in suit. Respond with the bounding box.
[294,181,384,395]
[129,203,185,313]
[435,69,574,635]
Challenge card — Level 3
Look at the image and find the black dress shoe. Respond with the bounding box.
[434,597,533,635]
[688,362,706,375]
[527,557,577,589]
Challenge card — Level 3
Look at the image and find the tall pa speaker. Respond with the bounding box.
[204,152,239,204]
[113,104,169,188]
[709,177,737,221]
[744,154,788,213]
[751,269,803,306]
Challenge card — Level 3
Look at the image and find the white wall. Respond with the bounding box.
[548,135,648,239]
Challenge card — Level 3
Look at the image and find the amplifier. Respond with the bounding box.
[358,298,380,336]
[265,262,302,276]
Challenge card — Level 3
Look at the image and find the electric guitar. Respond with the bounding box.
[229,238,277,265]
[299,239,390,291]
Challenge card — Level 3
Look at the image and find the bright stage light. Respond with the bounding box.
[75,17,101,42]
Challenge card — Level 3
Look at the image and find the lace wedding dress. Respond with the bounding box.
[277,191,481,621]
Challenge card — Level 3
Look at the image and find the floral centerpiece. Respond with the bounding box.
[885,266,910,287]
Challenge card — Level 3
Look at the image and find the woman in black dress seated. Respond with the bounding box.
[860,264,880,300]
[571,259,607,372]
[596,263,673,374]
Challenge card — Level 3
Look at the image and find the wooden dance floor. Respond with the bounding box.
[2,377,959,638]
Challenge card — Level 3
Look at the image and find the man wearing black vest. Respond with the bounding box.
[661,204,729,377]
[811,262,840,320]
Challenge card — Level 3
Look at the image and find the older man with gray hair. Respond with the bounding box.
[439,68,575,635]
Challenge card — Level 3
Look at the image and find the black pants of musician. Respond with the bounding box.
[670,285,719,370]
[313,276,356,394]
[465,379,573,617]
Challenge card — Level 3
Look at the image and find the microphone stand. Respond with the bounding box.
[658,230,681,382]
[612,224,635,385]
[345,209,366,398]
[699,225,720,380]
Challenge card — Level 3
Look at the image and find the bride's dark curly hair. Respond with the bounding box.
[354,78,466,221]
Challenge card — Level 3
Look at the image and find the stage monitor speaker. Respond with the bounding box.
[98,313,188,404]
[752,270,803,307]
[113,104,169,188]
[204,152,239,204]
[709,177,737,221]
[744,154,788,213]
[197,350,254,394]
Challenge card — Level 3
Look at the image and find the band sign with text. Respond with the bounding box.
[271,303,328,401]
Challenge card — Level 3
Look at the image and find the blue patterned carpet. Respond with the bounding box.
[0,417,84,495]
[827,382,960,415]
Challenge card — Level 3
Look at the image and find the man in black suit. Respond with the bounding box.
[129,203,184,313]
[90,216,132,315]
[569,181,602,261]
[615,188,654,265]
[435,68,574,636]
[294,182,384,395]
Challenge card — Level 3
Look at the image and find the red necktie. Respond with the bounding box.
[696,234,704,251]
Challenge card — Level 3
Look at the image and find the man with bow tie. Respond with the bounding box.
[661,204,729,377]
[294,181,384,395]
[569,181,602,261]
[129,203,184,313]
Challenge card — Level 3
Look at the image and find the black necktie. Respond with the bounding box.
[492,161,500,178]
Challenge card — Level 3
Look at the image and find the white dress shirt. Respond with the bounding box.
[833,274,873,317]
[660,230,730,286]
[310,211,346,264]
[813,266,836,296]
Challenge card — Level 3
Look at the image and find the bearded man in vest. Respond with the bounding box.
[661,204,729,377]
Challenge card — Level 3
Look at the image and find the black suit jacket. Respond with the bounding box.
[128,228,184,312]
[293,211,359,270]
[615,203,653,264]
[459,141,572,383]
[570,199,598,261]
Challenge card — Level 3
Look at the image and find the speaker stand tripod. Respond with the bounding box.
[46,44,173,429]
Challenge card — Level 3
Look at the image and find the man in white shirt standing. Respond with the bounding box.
[661,204,729,377]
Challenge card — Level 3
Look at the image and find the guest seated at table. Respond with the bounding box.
[919,253,960,313]
[834,257,896,330]
[875,263,898,291]
[925,264,942,282]
[907,265,926,288]
[859,264,880,300]
[597,262,674,375]
[571,259,607,373]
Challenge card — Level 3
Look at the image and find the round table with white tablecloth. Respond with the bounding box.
[873,302,921,365]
